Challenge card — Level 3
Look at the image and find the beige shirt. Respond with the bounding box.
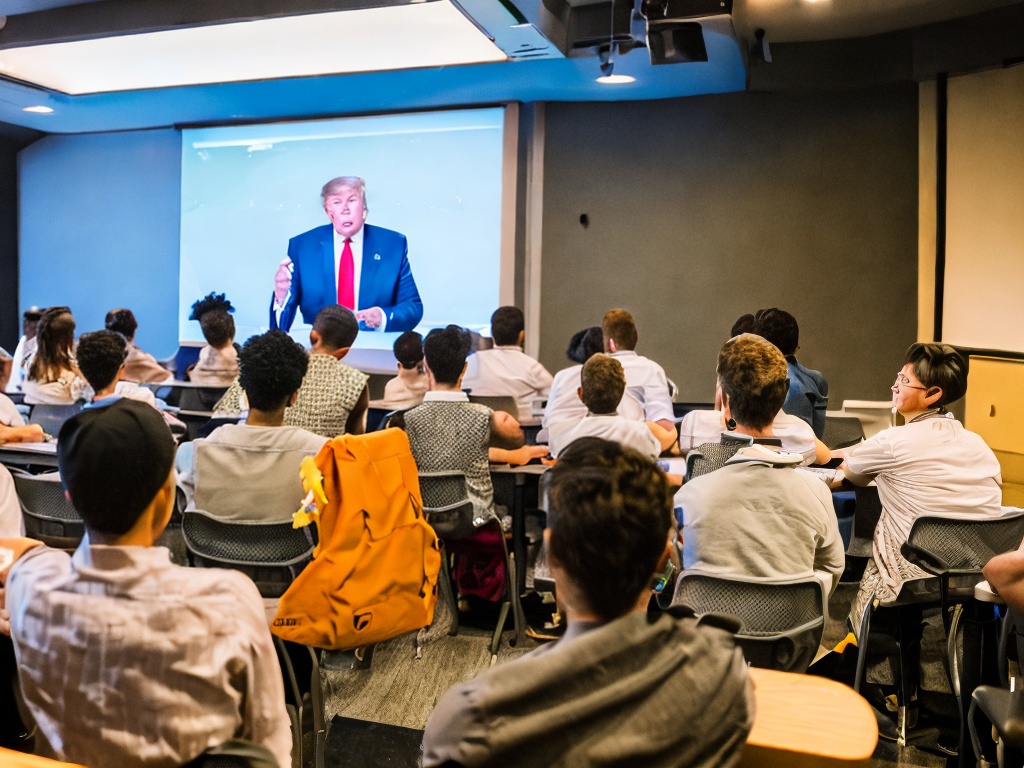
[375,366,429,410]
[123,344,172,384]
[190,345,239,388]
[6,543,292,768]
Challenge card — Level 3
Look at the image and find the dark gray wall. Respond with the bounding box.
[539,85,919,406]
[0,125,42,352]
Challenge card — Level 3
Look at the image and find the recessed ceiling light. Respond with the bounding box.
[22,105,53,114]
[596,74,636,84]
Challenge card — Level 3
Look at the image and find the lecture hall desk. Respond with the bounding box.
[742,667,878,767]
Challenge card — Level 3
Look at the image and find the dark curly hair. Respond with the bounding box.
[423,325,472,386]
[104,308,139,341]
[566,326,604,364]
[547,437,671,621]
[905,343,968,408]
[717,333,790,430]
[313,305,359,350]
[238,330,309,412]
[190,293,236,349]
[76,330,128,393]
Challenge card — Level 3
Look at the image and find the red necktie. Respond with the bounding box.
[338,238,355,310]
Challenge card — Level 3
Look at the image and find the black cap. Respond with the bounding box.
[57,399,176,536]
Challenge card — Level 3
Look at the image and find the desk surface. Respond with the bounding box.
[742,667,877,767]
[0,441,59,469]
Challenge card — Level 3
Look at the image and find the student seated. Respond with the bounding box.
[283,305,369,438]
[679,334,845,593]
[542,326,604,434]
[0,399,291,767]
[835,343,1008,626]
[104,308,172,384]
[754,308,829,439]
[188,293,240,387]
[373,330,428,411]
[548,354,675,459]
[178,330,326,522]
[422,437,753,767]
[22,307,89,405]
[461,306,553,420]
[5,307,42,395]
[601,308,675,431]
[76,330,160,409]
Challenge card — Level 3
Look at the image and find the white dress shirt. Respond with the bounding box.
[608,350,675,423]
[540,364,644,442]
[462,346,553,420]
[678,409,818,465]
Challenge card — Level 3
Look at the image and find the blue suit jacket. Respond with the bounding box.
[270,223,423,332]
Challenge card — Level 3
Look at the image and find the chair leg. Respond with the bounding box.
[437,544,459,637]
[507,552,525,649]
[894,607,923,747]
[490,600,511,661]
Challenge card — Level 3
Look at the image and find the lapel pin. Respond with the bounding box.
[374,253,381,261]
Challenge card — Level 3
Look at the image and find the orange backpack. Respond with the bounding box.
[272,429,441,650]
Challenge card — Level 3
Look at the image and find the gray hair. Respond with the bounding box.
[320,176,367,210]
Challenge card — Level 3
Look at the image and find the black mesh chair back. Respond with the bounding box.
[823,415,865,450]
[181,741,281,768]
[11,470,85,551]
[418,471,480,541]
[673,570,826,672]
[467,394,519,421]
[902,511,1024,600]
[684,439,751,483]
[27,403,82,437]
[417,470,523,657]
[181,509,314,598]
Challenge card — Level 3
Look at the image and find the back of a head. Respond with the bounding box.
[76,330,128,393]
[602,309,638,351]
[753,308,799,356]
[105,308,138,341]
[905,342,968,407]
[490,306,525,347]
[580,354,626,414]
[394,331,424,370]
[730,313,757,338]
[546,437,671,621]
[22,307,43,339]
[717,333,789,431]
[238,330,310,412]
[58,398,175,536]
[29,306,75,382]
[423,325,472,386]
[566,326,604,364]
[190,293,236,349]
[313,305,359,350]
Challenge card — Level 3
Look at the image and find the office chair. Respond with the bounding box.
[856,510,1024,749]
[822,415,865,450]
[683,433,754,483]
[467,394,518,421]
[418,470,524,657]
[26,403,82,437]
[10,469,85,551]
[673,570,827,672]
[181,509,315,598]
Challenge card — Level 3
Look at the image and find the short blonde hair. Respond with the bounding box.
[321,176,367,209]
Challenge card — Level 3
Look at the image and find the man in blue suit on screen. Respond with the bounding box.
[270,176,423,333]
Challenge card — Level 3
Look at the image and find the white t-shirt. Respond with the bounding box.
[549,412,662,459]
[679,409,818,465]
[541,364,645,439]
[462,346,553,420]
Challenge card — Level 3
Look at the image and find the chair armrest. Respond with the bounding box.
[973,686,1024,748]
[900,541,953,574]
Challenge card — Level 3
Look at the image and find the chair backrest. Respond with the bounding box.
[903,511,1024,580]
[822,415,865,450]
[11,471,85,551]
[27,403,82,436]
[418,471,479,540]
[181,509,314,597]
[672,571,826,672]
[684,439,750,482]
[467,394,518,420]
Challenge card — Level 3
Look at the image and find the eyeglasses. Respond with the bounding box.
[893,373,927,391]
